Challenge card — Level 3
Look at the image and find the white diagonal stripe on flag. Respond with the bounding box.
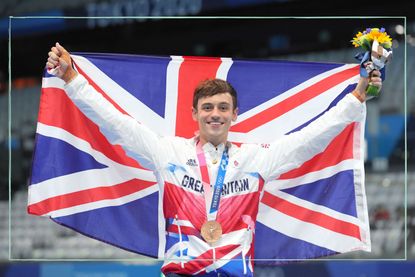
[72,55,167,131]
[264,189,363,226]
[29,123,156,204]
[233,64,357,124]
[257,202,368,254]
[46,184,159,217]
[267,159,357,190]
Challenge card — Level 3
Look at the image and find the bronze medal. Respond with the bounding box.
[201,220,222,244]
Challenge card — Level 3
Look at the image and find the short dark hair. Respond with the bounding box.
[193,78,238,110]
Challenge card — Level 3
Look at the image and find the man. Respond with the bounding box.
[47,42,382,276]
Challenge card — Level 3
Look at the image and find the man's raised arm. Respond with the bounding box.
[45,42,167,171]
[250,71,382,181]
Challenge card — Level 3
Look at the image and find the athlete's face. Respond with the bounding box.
[192,92,238,146]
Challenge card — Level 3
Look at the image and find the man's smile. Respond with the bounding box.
[207,121,224,126]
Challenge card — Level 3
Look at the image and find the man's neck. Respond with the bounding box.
[198,137,226,148]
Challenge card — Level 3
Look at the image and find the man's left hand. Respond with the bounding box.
[352,70,382,102]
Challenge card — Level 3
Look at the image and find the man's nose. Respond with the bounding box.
[210,107,221,118]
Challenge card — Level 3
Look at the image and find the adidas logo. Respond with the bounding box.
[186,159,198,166]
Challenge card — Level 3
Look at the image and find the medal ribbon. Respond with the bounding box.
[196,141,229,221]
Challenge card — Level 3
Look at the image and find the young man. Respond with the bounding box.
[47,43,381,276]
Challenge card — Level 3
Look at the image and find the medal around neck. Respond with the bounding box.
[195,142,229,245]
[351,27,393,98]
[201,220,222,244]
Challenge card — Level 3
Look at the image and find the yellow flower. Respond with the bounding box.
[377,33,392,47]
[352,31,363,47]
[351,27,392,50]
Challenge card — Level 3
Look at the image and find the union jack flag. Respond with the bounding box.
[28,53,370,261]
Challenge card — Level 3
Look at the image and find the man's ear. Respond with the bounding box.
[232,107,238,122]
[192,107,198,122]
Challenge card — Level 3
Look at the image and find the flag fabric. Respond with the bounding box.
[28,53,370,261]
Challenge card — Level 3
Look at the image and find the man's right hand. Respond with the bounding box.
[47,42,78,83]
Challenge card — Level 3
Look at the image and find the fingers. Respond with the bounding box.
[370,77,382,85]
[369,70,382,87]
[369,79,382,90]
[47,42,68,60]
[46,61,56,69]
[371,70,381,78]
[55,42,67,55]
[47,50,60,68]
[46,42,71,70]
[48,50,59,61]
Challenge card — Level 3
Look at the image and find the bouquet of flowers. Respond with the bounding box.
[352,27,393,97]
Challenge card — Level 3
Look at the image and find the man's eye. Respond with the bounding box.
[202,106,213,111]
[219,105,229,111]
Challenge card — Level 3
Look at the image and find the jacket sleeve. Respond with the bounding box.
[251,93,365,182]
[64,74,165,170]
